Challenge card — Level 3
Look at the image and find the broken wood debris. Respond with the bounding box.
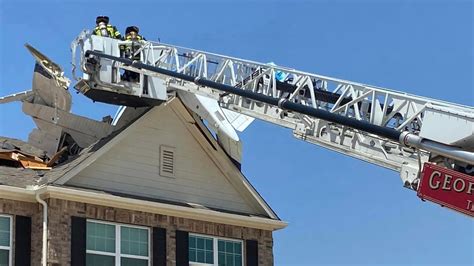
[0,150,51,170]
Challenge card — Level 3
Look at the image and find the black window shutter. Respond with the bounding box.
[71,216,86,266]
[246,239,259,266]
[175,230,189,266]
[15,215,31,266]
[153,227,166,266]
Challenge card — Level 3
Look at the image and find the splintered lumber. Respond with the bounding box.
[47,146,68,167]
[17,154,51,170]
[0,150,51,170]
[0,151,19,161]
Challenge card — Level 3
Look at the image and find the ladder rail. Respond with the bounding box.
[143,43,472,143]
[150,41,472,111]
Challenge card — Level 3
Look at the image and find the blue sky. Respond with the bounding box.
[0,0,473,265]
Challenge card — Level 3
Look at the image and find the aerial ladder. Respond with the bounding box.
[70,32,474,217]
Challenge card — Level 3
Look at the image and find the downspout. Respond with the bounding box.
[35,190,48,266]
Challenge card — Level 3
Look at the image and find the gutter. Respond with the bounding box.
[0,185,287,231]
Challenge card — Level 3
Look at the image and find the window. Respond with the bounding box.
[0,215,11,266]
[189,235,213,264]
[189,234,243,266]
[86,220,149,266]
[217,239,242,266]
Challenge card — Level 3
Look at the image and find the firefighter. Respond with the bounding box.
[92,16,121,39]
[120,26,145,59]
[124,26,145,41]
[120,26,145,82]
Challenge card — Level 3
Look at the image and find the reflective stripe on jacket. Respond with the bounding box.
[120,35,144,60]
[93,25,121,39]
[125,35,143,41]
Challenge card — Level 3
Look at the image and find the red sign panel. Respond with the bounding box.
[418,163,474,217]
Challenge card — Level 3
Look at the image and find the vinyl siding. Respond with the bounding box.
[67,106,258,214]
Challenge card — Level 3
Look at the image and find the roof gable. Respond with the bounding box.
[58,98,277,219]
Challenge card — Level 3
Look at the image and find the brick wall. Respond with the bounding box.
[0,199,43,266]
[1,198,275,265]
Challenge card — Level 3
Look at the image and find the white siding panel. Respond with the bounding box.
[77,163,242,198]
[70,174,251,212]
[67,106,257,214]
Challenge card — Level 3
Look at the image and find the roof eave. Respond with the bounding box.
[0,185,288,231]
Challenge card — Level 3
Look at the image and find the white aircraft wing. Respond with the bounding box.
[177,91,239,142]
[0,90,34,104]
[222,109,255,132]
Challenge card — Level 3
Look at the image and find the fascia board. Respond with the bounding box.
[0,185,287,231]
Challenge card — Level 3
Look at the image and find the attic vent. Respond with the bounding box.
[160,145,175,178]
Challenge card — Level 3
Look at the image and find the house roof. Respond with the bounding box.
[0,136,52,187]
[0,98,282,224]
[0,106,146,188]
[0,128,121,188]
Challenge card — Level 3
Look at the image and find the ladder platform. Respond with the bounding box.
[75,79,164,107]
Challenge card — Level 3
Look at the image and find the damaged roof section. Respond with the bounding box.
[0,137,50,187]
[0,136,71,170]
[0,107,143,188]
[0,103,144,185]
